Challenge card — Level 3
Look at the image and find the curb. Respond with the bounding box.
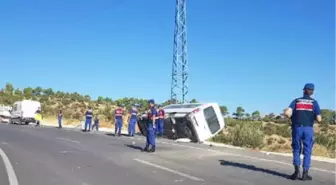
[203,141,336,164]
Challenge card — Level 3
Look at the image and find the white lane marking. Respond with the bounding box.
[0,148,19,185]
[57,137,80,144]
[1,142,12,148]
[133,158,204,182]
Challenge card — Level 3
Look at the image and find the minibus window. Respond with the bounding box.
[203,106,220,134]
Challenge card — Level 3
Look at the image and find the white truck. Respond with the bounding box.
[137,103,225,143]
[10,100,41,125]
[0,105,12,123]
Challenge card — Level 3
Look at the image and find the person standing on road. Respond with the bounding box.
[142,99,157,153]
[156,104,165,137]
[128,105,138,137]
[284,83,321,181]
[92,116,99,131]
[114,104,124,136]
[35,110,42,127]
[84,107,93,132]
[58,110,63,129]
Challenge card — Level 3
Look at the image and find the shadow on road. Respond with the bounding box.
[125,144,143,151]
[219,160,290,179]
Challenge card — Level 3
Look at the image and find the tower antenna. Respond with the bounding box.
[171,0,188,104]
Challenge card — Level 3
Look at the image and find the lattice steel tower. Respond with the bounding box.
[171,0,188,104]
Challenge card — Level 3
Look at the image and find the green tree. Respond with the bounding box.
[251,110,261,121]
[14,88,22,96]
[245,113,251,120]
[23,87,33,99]
[220,106,229,116]
[234,106,245,119]
[97,96,104,103]
[190,98,198,103]
[43,88,54,96]
[5,83,14,94]
[33,86,43,96]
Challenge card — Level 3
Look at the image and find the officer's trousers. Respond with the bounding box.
[292,126,314,171]
[115,119,123,135]
[92,121,99,131]
[146,123,155,147]
[128,119,136,136]
[58,118,62,128]
[155,119,164,136]
[85,119,92,131]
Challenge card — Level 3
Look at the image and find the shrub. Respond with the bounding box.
[211,133,232,144]
[263,123,276,136]
[315,133,336,151]
[230,122,264,149]
[275,125,291,138]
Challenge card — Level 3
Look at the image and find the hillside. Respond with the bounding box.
[1,82,335,158]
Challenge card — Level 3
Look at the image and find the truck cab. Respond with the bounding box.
[10,100,41,125]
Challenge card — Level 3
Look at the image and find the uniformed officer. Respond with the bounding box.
[84,107,93,132]
[58,110,63,129]
[284,83,321,181]
[114,104,124,136]
[143,99,158,152]
[156,104,165,137]
[92,116,99,131]
[128,105,138,137]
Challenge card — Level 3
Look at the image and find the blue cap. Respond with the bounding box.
[303,83,314,90]
[148,99,155,104]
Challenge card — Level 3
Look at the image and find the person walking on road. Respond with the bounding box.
[128,105,138,137]
[284,83,321,181]
[92,116,99,131]
[142,99,157,153]
[84,107,93,132]
[114,104,124,136]
[58,110,63,129]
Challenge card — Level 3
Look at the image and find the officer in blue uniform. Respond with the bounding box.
[284,83,321,181]
[143,99,157,152]
[128,105,138,137]
[114,104,124,137]
[84,107,93,132]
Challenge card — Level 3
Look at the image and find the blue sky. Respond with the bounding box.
[0,0,334,114]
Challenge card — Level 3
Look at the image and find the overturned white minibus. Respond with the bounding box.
[137,103,225,143]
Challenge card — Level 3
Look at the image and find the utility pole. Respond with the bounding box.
[171,0,188,104]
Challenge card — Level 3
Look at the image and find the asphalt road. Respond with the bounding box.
[0,123,334,185]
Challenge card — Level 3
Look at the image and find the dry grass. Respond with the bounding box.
[214,119,336,158]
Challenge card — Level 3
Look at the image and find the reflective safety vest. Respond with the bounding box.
[291,96,316,127]
[158,109,165,119]
[115,108,124,120]
[86,110,93,120]
[130,110,137,120]
[35,113,42,121]
[147,107,157,123]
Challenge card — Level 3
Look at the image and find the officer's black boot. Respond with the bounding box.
[149,146,155,153]
[142,146,149,152]
[289,166,300,180]
[301,170,312,181]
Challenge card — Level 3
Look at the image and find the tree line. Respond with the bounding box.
[0,83,335,124]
